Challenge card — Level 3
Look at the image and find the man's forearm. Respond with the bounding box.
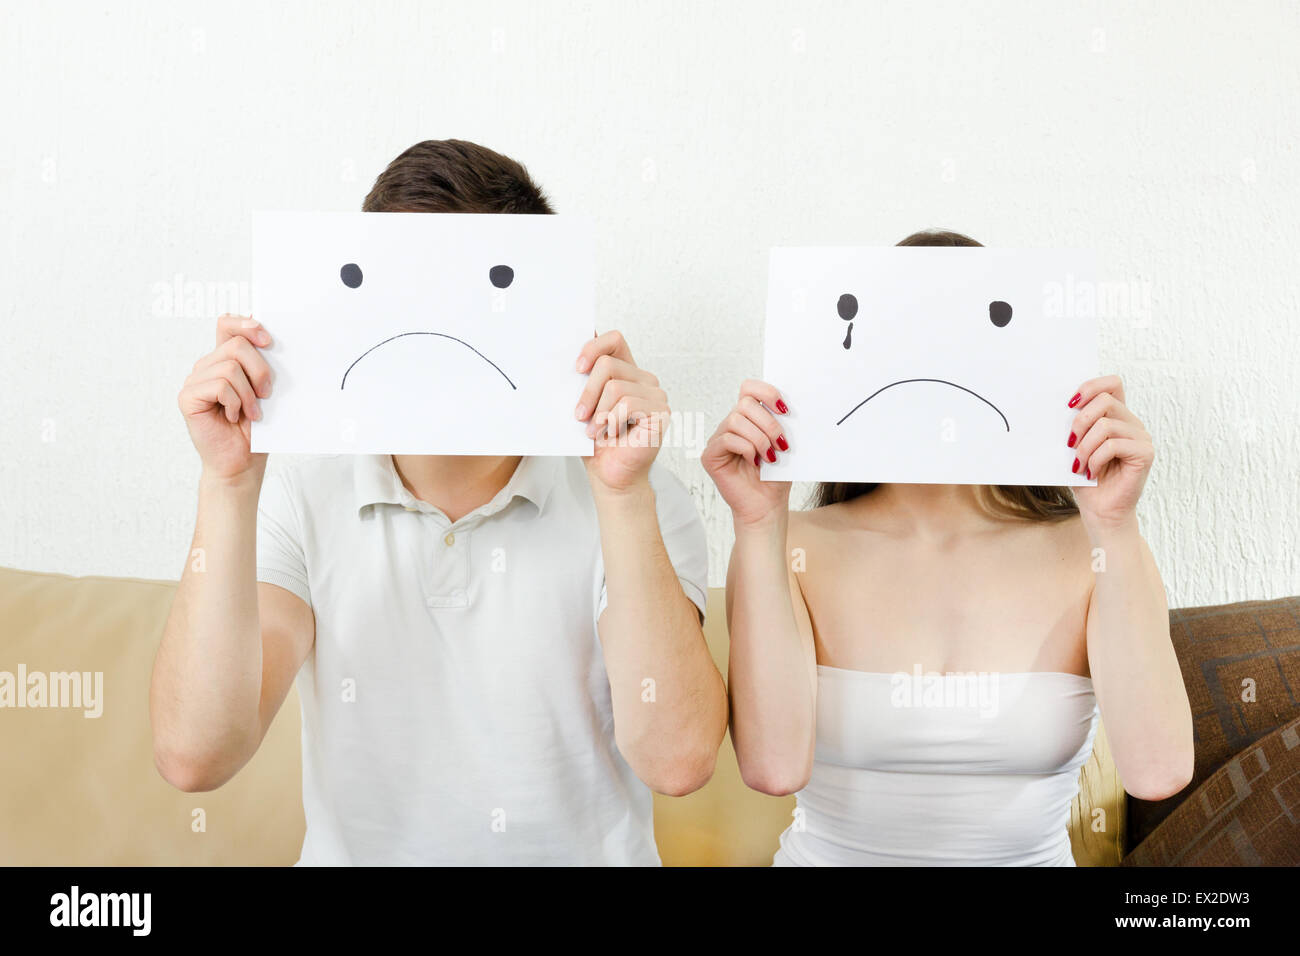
[150,470,265,788]
[592,478,727,796]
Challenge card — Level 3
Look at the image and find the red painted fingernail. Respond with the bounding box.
[775,399,789,414]
[754,454,761,467]
[776,435,789,451]
[1067,432,1076,448]
[1071,458,1080,473]
[1085,467,1092,480]
[1068,393,1082,408]
[766,447,777,463]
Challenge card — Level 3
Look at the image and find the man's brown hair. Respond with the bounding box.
[363,139,554,215]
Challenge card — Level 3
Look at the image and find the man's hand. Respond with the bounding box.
[576,330,725,794]
[574,330,669,493]
[178,313,274,483]
[155,315,313,795]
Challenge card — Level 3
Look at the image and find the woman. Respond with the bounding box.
[703,230,1193,866]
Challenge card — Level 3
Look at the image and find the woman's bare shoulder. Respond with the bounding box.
[790,497,864,533]
[1015,512,1098,574]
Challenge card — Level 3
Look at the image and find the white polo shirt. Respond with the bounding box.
[255,453,708,866]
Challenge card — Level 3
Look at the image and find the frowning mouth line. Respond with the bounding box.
[836,378,1010,431]
[340,331,517,390]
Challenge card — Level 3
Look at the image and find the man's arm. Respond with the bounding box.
[149,314,314,792]
[576,330,727,796]
[593,481,726,796]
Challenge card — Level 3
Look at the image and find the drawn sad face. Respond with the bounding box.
[336,260,520,391]
[833,290,1015,431]
[249,211,595,456]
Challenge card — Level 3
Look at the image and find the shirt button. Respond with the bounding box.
[444,532,455,546]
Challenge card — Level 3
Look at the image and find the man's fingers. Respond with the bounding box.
[592,377,663,417]
[185,361,260,423]
[576,329,635,375]
[178,378,219,419]
[194,335,275,398]
[224,336,274,398]
[216,313,272,349]
[577,363,661,425]
[589,390,666,438]
[591,397,668,445]
[218,381,244,424]
[179,377,243,424]
[213,360,260,421]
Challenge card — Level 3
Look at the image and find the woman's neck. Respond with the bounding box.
[864,483,1001,537]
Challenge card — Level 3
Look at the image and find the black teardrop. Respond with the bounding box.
[842,321,853,350]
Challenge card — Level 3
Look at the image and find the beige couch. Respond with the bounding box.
[0,565,1125,865]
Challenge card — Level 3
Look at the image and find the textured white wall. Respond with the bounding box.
[1,1,1297,606]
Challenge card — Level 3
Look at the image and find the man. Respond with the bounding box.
[150,140,727,865]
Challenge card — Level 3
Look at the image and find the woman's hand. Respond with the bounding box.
[1068,375,1154,533]
[702,380,792,527]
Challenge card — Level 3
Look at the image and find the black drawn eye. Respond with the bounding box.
[989,300,1012,327]
[340,263,363,289]
[489,265,514,289]
[837,293,858,321]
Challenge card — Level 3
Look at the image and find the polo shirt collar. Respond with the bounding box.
[353,455,560,519]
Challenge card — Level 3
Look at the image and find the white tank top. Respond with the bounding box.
[774,666,1099,866]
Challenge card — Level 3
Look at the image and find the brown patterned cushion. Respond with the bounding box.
[1126,596,1300,849]
[1124,715,1300,865]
